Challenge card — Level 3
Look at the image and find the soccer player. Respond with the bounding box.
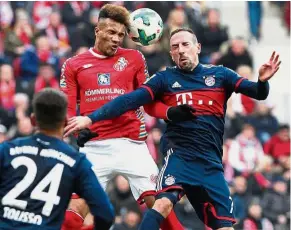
[64,28,281,230]
[60,4,189,230]
[0,88,114,230]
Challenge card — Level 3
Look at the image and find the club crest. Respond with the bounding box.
[113,57,128,71]
[204,75,215,86]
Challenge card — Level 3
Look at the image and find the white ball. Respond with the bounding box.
[128,8,163,46]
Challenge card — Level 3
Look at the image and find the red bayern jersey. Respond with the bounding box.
[60,47,149,141]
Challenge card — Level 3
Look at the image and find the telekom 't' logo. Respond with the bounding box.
[176,93,193,105]
[176,93,214,106]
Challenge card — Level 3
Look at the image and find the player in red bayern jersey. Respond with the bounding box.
[60,4,191,230]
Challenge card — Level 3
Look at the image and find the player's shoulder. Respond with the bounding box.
[118,47,145,60]
[63,50,92,66]
[0,136,36,155]
[201,63,224,71]
[200,63,227,77]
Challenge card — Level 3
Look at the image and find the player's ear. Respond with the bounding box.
[95,26,99,36]
[30,113,36,127]
[169,51,174,61]
[197,43,201,54]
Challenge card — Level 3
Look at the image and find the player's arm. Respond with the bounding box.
[224,67,270,100]
[74,156,115,230]
[63,73,166,136]
[224,52,281,100]
[60,59,78,118]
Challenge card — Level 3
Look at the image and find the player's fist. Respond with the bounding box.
[77,128,98,147]
[64,116,93,137]
[167,104,197,122]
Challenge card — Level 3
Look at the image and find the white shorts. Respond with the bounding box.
[80,138,159,201]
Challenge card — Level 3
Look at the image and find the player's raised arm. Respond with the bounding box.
[74,156,115,230]
[60,59,78,118]
[224,52,281,100]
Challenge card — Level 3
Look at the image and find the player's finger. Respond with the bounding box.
[68,116,76,121]
[274,66,280,75]
[273,54,279,64]
[275,60,281,69]
[64,127,77,138]
[64,122,77,135]
[269,51,275,62]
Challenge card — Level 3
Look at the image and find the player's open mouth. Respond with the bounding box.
[111,45,118,50]
[180,58,188,63]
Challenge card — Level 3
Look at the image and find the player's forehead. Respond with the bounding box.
[170,31,195,46]
[99,18,126,33]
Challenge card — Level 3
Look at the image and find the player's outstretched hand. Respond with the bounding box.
[167,104,197,122]
[259,51,281,82]
[77,128,98,147]
[64,116,93,137]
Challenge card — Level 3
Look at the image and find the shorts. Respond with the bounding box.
[80,138,158,202]
[156,149,236,229]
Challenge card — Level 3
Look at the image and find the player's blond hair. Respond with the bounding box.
[98,4,130,29]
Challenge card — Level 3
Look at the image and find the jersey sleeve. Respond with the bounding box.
[144,101,169,120]
[73,155,114,224]
[60,59,78,118]
[223,67,269,100]
[223,67,245,93]
[141,71,166,100]
[134,51,150,88]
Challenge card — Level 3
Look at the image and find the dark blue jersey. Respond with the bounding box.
[143,64,269,164]
[0,133,114,230]
[87,63,269,165]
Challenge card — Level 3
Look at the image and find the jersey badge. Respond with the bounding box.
[172,81,182,88]
[98,73,111,85]
[113,57,128,71]
[164,175,176,186]
[204,75,215,86]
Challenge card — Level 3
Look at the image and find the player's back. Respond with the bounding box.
[0,133,84,229]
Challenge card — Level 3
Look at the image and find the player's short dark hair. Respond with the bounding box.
[170,28,198,43]
[32,88,67,131]
[98,4,130,28]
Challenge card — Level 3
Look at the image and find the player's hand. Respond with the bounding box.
[259,51,281,82]
[64,116,92,137]
[167,104,197,122]
[77,128,98,147]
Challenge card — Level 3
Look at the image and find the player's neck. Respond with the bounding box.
[37,129,63,140]
[92,46,106,56]
[191,61,199,71]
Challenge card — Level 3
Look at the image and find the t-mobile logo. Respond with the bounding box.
[176,93,193,105]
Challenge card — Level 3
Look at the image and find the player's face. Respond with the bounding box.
[170,31,201,71]
[95,18,126,56]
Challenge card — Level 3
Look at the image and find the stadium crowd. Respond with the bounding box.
[0,1,290,230]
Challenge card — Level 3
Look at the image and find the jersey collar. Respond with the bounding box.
[89,47,119,59]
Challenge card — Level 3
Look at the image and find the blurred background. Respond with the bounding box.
[0,1,290,230]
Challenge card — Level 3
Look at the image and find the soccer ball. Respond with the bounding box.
[128,8,163,46]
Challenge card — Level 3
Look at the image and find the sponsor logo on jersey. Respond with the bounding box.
[85,88,125,96]
[113,57,128,71]
[204,75,215,86]
[98,73,110,85]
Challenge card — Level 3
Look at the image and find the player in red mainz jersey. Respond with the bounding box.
[60,4,193,230]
